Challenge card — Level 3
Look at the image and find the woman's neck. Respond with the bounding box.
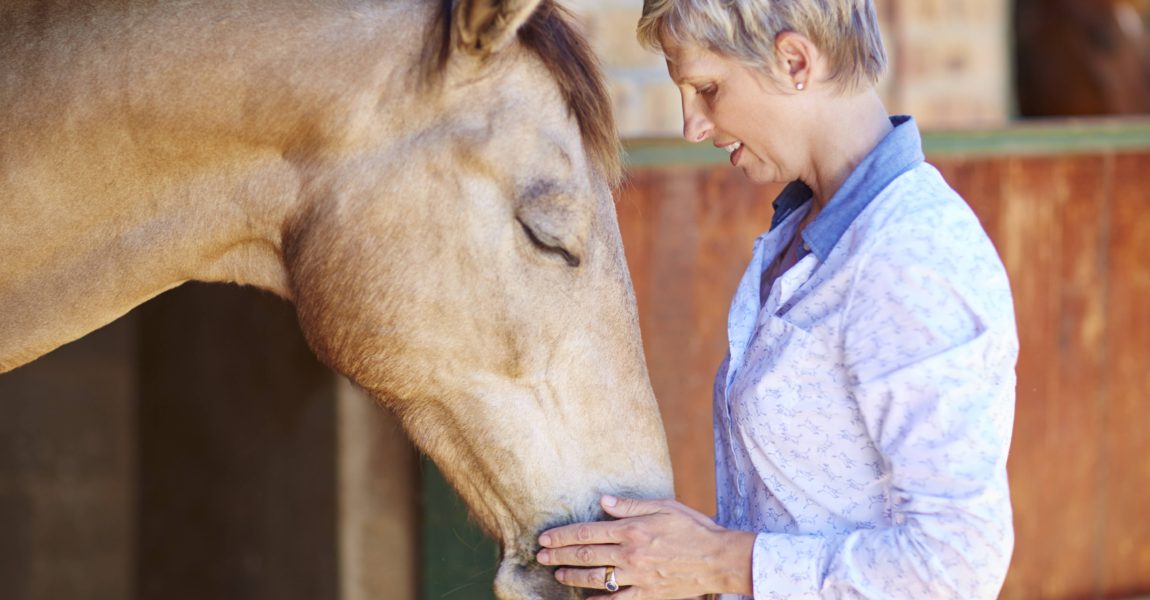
[801,89,893,215]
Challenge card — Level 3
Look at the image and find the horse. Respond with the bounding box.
[0,0,674,597]
[1016,0,1150,116]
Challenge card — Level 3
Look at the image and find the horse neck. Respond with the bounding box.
[0,0,427,372]
[0,125,303,371]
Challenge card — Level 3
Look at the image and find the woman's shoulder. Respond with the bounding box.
[833,162,1011,305]
[847,162,986,248]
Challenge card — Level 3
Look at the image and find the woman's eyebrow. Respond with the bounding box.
[668,66,706,86]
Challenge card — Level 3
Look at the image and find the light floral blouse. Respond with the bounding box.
[715,117,1018,599]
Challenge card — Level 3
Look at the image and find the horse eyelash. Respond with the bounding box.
[518,221,580,268]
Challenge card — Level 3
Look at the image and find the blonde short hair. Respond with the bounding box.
[637,0,887,92]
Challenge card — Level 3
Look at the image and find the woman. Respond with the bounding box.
[536,0,1018,598]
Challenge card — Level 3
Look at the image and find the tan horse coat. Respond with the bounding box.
[0,0,673,597]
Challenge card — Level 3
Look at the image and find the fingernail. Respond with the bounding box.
[537,550,550,564]
[602,495,618,507]
[539,534,552,546]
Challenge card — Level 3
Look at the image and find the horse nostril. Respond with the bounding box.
[495,555,589,600]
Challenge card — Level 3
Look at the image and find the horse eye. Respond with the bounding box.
[518,220,580,267]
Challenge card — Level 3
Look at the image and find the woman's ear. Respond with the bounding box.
[774,32,820,89]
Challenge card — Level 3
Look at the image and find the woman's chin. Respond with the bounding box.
[736,163,779,185]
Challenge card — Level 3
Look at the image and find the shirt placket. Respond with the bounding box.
[724,246,820,525]
[722,229,796,522]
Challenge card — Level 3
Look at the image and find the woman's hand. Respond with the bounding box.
[536,495,756,599]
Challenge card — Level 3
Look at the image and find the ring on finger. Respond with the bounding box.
[604,566,619,593]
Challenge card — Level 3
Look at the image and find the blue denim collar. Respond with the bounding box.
[769,115,925,261]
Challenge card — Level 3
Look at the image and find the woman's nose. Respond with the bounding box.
[681,100,713,143]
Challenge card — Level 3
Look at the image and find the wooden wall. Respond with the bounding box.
[618,129,1150,599]
[0,316,137,600]
[0,285,418,600]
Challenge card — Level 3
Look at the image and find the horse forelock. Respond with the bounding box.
[418,0,622,188]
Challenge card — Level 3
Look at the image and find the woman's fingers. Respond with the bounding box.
[539,497,728,599]
[590,588,639,600]
[539,496,676,551]
[539,519,619,548]
[555,565,627,592]
[537,544,619,567]
[538,497,714,598]
[600,495,666,519]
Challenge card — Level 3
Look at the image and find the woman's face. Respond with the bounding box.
[662,39,808,184]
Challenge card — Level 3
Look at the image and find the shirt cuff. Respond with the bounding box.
[751,532,829,600]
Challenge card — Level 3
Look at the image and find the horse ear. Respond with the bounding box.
[455,0,544,55]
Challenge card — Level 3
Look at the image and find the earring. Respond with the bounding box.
[795,82,805,91]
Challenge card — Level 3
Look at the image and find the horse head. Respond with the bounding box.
[280,0,674,597]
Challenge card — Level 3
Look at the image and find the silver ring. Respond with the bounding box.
[604,565,619,592]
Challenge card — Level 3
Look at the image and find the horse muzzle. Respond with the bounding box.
[494,553,593,600]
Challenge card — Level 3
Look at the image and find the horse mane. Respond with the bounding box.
[419,0,623,188]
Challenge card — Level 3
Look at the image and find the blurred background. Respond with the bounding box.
[2,1,1148,599]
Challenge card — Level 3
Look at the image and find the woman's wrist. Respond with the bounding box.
[712,528,757,596]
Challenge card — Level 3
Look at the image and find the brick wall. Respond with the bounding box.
[568,0,1011,136]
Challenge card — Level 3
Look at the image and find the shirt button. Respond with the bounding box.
[802,242,810,252]
[735,505,745,520]
[737,473,748,497]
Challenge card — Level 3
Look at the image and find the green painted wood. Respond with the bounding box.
[923,119,1150,157]
[420,458,499,600]
[622,118,1150,167]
